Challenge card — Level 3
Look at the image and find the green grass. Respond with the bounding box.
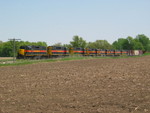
[0,53,150,67]
[142,52,150,56]
[0,56,100,67]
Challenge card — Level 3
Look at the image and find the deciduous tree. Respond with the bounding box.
[88,40,112,49]
[70,35,87,48]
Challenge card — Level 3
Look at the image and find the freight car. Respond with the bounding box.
[128,50,143,56]
[17,45,141,59]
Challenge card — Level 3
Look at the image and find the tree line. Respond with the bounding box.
[55,34,150,52]
[0,41,47,57]
[0,34,150,57]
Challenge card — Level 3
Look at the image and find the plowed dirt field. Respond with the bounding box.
[0,56,150,113]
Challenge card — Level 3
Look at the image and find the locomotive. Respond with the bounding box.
[17,45,70,59]
[17,45,47,59]
[17,45,132,59]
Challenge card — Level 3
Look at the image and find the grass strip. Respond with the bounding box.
[0,53,149,67]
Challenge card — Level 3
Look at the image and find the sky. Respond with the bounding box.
[0,0,150,45]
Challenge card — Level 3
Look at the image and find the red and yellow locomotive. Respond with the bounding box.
[17,45,47,59]
[17,45,130,59]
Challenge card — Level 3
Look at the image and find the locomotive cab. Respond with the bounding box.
[17,45,47,59]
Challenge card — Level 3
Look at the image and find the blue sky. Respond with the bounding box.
[0,0,150,45]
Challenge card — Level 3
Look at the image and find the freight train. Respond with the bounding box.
[17,45,143,59]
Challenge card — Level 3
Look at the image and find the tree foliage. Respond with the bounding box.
[112,38,129,50]
[70,35,87,48]
[135,34,150,52]
[63,44,72,48]
[87,40,112,49]
[52,42,63,47]
[112,34,150,51]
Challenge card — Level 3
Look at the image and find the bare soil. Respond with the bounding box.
[0,57,13,60]
[0,56,150,113]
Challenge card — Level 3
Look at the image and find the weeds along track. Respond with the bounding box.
[0,56,150,113]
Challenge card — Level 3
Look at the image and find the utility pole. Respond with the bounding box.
[9,38,21,63]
